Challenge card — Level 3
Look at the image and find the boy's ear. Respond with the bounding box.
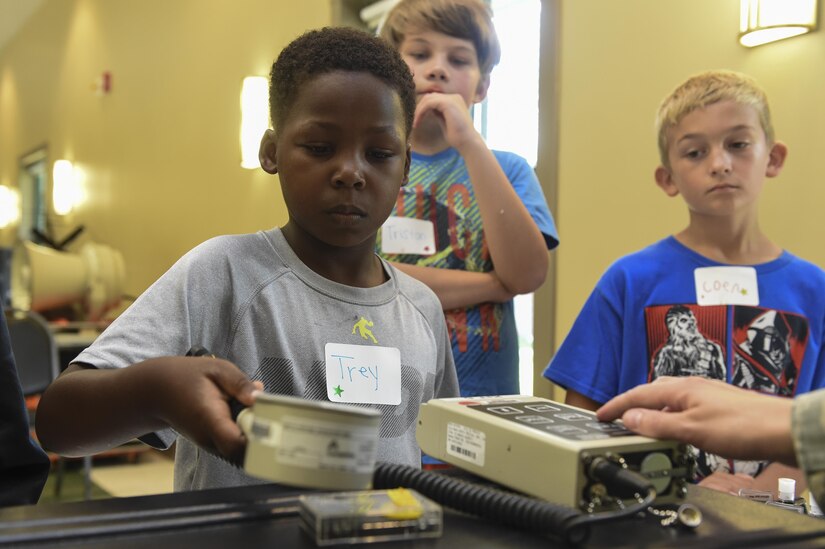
[259,129,278,174]
[401,144,412,187]
[473,74,491,104]
[654,165,680,197]
[765,141,788,178]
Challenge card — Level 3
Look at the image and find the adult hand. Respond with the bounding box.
[596,376,796,466]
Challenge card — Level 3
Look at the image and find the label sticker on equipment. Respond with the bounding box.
[446,422,485,466]
[251,417,282,447]
[272,415,377,474]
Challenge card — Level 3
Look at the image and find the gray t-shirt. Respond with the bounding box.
[74,228,458,491]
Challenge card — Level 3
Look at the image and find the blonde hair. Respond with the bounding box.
[379,0,501,77]
[655,70,774,167]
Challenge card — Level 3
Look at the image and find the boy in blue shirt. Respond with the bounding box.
[545,70,825,494]
[379,0,558,398]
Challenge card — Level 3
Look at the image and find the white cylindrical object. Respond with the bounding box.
[778,477,796,503]
[80,242,125,320]
[810,493,823,516]
[11,240,87,312]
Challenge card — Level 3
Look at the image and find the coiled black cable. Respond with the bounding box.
[373,458,657,546]
[373,462,590,545]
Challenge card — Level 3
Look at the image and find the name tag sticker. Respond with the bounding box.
[325,343,401,405]
[380,217,436,255]
[694,266,759,306]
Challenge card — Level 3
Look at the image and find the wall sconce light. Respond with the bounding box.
[52,159,84,216]
[240,76,269,170]
[740,0,819,47]
[0,186,21,229]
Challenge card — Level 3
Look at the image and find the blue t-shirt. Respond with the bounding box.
[380,148,558,396]
[545,237,825,478]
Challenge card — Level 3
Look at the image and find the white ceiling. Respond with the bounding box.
[0,0,44,53]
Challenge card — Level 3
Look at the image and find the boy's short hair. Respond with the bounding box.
[269,26,416,136]
[655,70,774,167]
[380,0,501,77]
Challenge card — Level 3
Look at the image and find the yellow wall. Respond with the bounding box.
[0,0,331,296]
[545,1,825,394]
[3,1,824,390]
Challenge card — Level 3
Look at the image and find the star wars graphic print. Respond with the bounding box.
[731,307,808,396]
[646,305,726,382]
[645,304,809,479]
[645,304,808,394]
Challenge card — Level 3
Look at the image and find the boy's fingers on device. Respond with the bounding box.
[178,395,245,466]
[207,359,260,406]
[209,418,247,466]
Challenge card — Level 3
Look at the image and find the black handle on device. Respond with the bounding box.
[185,345,214,359]
[185,346,247,420]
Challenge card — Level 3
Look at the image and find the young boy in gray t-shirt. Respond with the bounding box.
[35,27,459,491]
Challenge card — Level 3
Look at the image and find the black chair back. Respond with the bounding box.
[5,310,59,396]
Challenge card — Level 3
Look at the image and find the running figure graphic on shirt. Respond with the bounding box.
[352,317,378,344]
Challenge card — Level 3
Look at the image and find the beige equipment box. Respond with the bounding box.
[416,395,692,511]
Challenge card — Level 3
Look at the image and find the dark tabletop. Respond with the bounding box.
[1,481,824,548]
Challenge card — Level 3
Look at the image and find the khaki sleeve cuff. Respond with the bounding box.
[792,391,825,505]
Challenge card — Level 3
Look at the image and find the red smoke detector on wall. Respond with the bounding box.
[94,71,112,95]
